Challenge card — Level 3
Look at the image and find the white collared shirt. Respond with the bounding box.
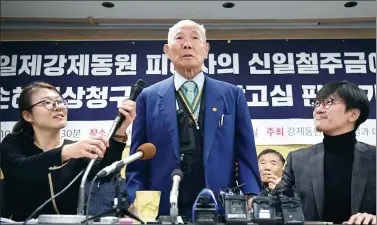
[173,72,204,123]
[174,72,205,92]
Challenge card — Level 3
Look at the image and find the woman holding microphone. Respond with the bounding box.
[0,81,136,221]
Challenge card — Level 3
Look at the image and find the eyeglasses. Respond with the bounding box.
[311,98,345,110]
[27,98,68,110]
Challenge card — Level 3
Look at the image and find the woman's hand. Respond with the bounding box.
[61,136,110,161]
[115,99,137,136]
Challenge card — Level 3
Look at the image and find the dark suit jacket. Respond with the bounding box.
[279,142,376,221]
[125,75,262,216]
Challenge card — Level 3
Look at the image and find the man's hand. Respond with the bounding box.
[343,213,376,225]
[267,174,282,190]
[261,171,282,191]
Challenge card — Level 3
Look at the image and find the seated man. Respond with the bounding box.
[279,80,376,224]
[257,149,285,192]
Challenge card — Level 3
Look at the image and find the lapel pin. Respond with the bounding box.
[212,107,217,112]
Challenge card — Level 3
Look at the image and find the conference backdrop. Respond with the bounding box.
[0,39,375,147]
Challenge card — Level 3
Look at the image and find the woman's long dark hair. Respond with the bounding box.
[12,82,61,137]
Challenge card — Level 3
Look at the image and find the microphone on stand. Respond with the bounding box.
[77,79,146,215]
[82,143,156,224]
[169,169,183,217]
[97,143,156,178]
[158,169,184,224]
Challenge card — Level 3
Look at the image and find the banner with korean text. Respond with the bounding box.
[0,39,375,145]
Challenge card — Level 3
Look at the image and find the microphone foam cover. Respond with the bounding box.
[136,79,146,88]
[171,168,183,180]
[137,143,156,160]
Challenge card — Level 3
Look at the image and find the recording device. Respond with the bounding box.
[77,79,146,215]
[192,188,219,224]
[220,188,248,225]
[252,195,277,224]
[252,186,304,225]
[170,169,183,217]
[280,197,305,225]
[96,143,156,178]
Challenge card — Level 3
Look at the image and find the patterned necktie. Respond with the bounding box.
[181,81,200,120]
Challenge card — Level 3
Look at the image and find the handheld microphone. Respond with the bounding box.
[169,169,183,217]
[97,143,156,178]
[109,79,146,136]
[77,79,146,215]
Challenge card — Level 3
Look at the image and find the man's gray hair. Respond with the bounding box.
[167,20,207,45]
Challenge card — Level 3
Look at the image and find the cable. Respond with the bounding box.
[83,175,98,225]
[279,198,302,209]
[272,185,297,198]
[24,169,85,224]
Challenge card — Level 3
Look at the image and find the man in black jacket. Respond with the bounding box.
[278,80,376,224]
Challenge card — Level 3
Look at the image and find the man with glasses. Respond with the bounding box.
[278,80,375,224]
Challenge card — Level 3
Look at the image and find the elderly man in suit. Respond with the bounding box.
[279,80,375,224]
[125,19,262,219]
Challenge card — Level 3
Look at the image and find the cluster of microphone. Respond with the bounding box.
[26,78,306,225]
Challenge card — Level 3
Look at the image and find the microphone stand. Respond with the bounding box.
[77,116,122,215]
[82,167,144,224]
[79,79,145,216]
[36,121,123,224]
[158,195,183,224]
[170,203,178,218]
[169,203,183,224]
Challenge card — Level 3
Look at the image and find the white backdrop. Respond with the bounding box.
[1,119,375,145]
